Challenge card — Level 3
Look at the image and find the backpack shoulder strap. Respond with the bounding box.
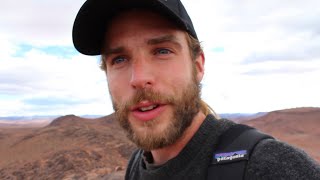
[207,123,273,180]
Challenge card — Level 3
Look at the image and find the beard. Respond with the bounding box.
[112,73,201,151]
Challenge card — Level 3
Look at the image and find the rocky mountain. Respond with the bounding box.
[220,112,267,123]
[0,107,319,179]
[0,114,136,180]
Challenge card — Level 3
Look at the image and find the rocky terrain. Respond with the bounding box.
[242,107,320,161]
[0,107,319,179]
[0,114,135,179]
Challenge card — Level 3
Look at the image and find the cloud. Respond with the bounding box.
[184,0,320,113]
[188,0,320,65]
[0,42,112,116]
[242,34,320,64]
[0,0,86,46]
[242,67,317,76]
[1,0,320,116]
[23,97,85,106]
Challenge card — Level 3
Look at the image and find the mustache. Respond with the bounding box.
[115,89,175,112]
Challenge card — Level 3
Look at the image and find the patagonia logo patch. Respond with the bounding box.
[212,150,248,164]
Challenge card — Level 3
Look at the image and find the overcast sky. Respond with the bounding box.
[1,0,320,116]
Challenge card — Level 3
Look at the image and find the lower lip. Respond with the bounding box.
[131,105,166,122]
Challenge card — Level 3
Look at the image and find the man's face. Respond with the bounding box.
[104,10,204,151]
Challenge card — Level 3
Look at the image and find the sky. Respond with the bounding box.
[1,0,320,116]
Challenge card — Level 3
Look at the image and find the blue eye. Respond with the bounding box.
[112,56,126,65]
[157,49,171,55]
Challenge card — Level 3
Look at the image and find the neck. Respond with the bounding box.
[150,111,206,165]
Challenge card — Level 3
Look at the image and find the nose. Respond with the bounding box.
[130,59,155,89]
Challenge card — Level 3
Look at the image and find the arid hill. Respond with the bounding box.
[0,107,319,179]
[242,107,320,162]
[0,114,136,180]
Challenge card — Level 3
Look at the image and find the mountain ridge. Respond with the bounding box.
[0,107,319,179]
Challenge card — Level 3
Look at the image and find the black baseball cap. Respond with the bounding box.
[72,0,198,55]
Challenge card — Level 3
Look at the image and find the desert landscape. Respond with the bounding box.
[0,107,319,179]
[0,114,135,179]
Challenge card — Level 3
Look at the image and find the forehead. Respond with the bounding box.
[104,10,187,46]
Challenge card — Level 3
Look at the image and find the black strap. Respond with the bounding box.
[207,124,273,180]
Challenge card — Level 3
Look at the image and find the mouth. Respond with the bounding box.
[137,104,159,112]
[130,101,166,122]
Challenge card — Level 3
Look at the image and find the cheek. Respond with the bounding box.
[107,71,133,104]
[165,62,193,87]
[107,75,122,102]
[160,71,192,96]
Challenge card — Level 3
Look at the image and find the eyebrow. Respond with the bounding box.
[104,34,182,56]
[147,34,182,49]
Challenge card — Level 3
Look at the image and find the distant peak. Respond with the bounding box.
[48,114,82,127]
[272,107,320,114]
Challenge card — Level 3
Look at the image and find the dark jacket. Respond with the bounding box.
[125,115,320,180]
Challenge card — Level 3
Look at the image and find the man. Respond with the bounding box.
[72,0,320,179]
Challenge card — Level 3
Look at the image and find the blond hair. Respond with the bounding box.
[186,34,220,119]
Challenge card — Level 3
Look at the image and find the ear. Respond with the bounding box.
[195,52,205,82]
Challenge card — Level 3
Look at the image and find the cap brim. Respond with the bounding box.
[72,0,190,55]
